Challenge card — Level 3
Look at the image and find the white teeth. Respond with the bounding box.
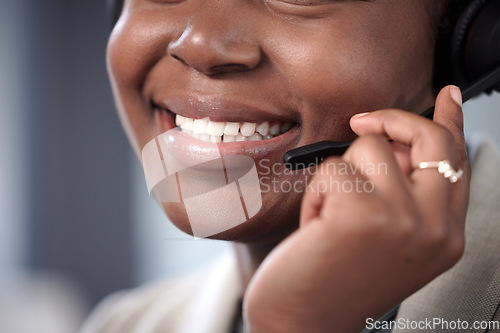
[224,122,239,136]
[248,133,263,141]
[223,134,236,142]
[280,122,293,134]
[193,118,209,134]
[240,122,256,137]
[206,121,225,137]
[199,134,211,142]
[269,123,280,136]
[236,133,248,142]
[210,135,222,143]
[180,118,194,131]
[175,115,185,126]
[175,115,293,142]
[256,122,270,136]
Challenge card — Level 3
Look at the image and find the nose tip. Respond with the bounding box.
[168,23,261,75]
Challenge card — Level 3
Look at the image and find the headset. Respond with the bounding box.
[107,0,500,168]
[451,0,500,92]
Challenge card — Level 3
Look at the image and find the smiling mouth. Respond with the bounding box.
[151,100,301,166]
[175,114,295,143]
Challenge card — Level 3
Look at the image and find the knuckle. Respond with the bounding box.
[386,211,421,248]
[449,117,465,136]
[422,219,449,250]
[397,212,420,237]
[365,201,409,234]
[366,203,391,228]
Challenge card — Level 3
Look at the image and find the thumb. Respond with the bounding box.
[433,85,465,152]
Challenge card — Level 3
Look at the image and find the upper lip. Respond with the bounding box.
[153,94,300,124]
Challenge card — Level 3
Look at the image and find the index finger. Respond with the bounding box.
[349,87,464,170]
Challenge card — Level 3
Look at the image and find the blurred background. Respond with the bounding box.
[0,0,499,332]
[0,1,228,332]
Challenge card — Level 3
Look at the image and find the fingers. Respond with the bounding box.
[348,85,470,230]
[300,135,410,228]
[350,111,454,167]
[300,157,374,227]
[350,85,466,169]
[349,87,462,191]
[342,134,409,198]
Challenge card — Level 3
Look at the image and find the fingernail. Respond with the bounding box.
[450,85,462,107]
[352,112,370,119]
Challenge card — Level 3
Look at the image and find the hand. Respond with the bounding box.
[243,86,471,333]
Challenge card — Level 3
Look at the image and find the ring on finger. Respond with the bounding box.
[415,160,464,183]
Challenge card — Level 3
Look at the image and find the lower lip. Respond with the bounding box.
[160,126,299,164]
[156,111,300,166]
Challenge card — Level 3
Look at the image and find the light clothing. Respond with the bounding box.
[80,252,242,333]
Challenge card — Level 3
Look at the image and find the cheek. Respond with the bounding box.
[287,39,428,107]
[266,10,434,118]
[107,10,176,155]
[107,17,167,91]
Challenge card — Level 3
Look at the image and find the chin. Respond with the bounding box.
[160,195,300,244]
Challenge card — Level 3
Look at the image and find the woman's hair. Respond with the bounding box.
[434,0,471,90]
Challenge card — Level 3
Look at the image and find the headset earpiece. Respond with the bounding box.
[452,0,500,93]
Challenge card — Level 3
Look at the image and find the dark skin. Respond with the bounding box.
[108,0,470,330]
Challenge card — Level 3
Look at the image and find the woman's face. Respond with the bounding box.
[107,0,437,243]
